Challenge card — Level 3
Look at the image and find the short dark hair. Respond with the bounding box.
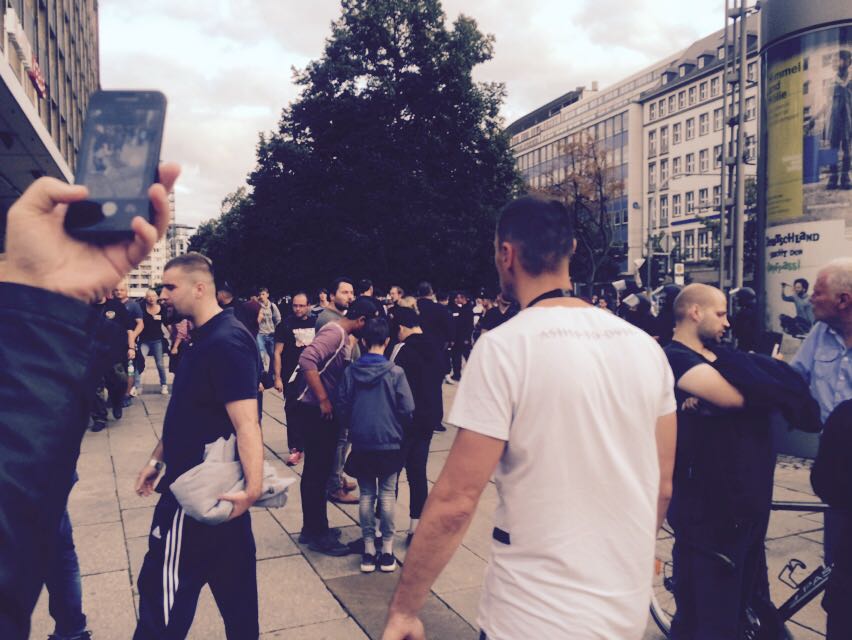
[360,317,390,348]
[390,285,405,296]
[356,278,373,296]
[164,252,215,280]
[416,281,433,297]
[258,287,269,295]
[292,291,309,303]
[496,195,575,276]
[794,278,809,292]
[331,277,354,296]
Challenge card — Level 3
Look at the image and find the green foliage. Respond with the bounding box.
[190,0,522,296]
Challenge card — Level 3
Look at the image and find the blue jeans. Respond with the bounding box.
[257,333,275,372]
[136,339,167,387]
[45,509,87,637]
[358,473,397,545]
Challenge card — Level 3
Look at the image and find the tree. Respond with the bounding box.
[535,134,625,290]
[192,0,522,296]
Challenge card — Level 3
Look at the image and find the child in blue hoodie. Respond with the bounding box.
[336,317,415,573]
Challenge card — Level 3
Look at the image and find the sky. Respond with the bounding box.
[99,0,726,227]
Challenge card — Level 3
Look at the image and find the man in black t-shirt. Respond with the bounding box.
[133,254,262,639]
[663,284,774,640]
[90,296,134,431]
[448,291,474,382]
[273,292,316,465]
[478,293,518,335]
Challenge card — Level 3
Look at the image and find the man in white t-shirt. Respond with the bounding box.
[381,195,677,640]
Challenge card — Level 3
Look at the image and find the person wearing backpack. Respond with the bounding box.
[336,317,414,573]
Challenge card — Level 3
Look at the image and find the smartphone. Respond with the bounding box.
[65,90,167,242]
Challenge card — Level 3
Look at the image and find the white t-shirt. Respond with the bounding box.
[448,305,676,640]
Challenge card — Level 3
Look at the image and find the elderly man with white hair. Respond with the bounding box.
[791,257,852,568]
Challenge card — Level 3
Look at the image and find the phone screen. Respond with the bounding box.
[77,106,160,199]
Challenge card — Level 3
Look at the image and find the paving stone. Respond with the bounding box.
[432,545,487,596]
[75,521,128,575]
[127,535,148,592]
[185,587,228,639]
[439,586,481,628]
[325,572,476,640]
[253,509,300,559]
[123,505,156,539]
[292,526,366,580]
[261,617,368,639]
[68,480,121,526]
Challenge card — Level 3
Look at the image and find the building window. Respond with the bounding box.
[673,156,682,176]
[711,76,721,96]
[699,229,711,259]
[713,144,723,169]
[678,91,686,109]
[745,96,756,120]
[660,126,669,153]
[713,107,723,131]
[688,86,696,105]
[648,162,657,190]
[660,195,669,226]
[648,130,657,157]
[745,134,756,162]
[660,158,669,186]
[673,194,682,217]
[673,122,682,145]
[649,197,657,229]
[684,230,696,260]
[686,118,695,140]
[699,149,709,172]
[699,188,709,207]
[668,95,676,113]
[658,98,666,117]
[699,81,708,101]
[699,113,709,136]
[747,61,757,83]
[650,103,656,120]
[673,232,682,259]
[686,153,695,173]
[686,191,695,214]
[713,185,722,206]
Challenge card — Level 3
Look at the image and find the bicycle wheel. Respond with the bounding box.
[651,521,676,637]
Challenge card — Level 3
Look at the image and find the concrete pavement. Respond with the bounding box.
[29,373,828,639]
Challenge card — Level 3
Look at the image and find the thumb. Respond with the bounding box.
[17,177,88,214]
[218,492,240,503]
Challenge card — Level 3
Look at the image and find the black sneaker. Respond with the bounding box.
[112,405,123,420]
[360,552,377,573]
[308,531,349,556]
[379,552,397,572]
[433,424,447,432]
[91,421,106,433]
[298,528,341,544]
[49,631,92,640]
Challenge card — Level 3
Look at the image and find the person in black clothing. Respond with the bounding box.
[448,291,474,382]
[388,307,445,542]
[415,282,452,431]
[273,292,316,466]
[730,287,761,353]
[90,295,135,431]
[811,399,852,640]
[654,284,681,347]
[0,164,180,639]
[134,253,263,639]
[478,292,517,334]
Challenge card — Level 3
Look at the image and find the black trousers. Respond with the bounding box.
[134,493,258,640]
[297,402,339,537]
[670,516,769,640]
[284,400,304,452]
[91,362,126,422]
[450,342,471,380]
[403,432,432,519]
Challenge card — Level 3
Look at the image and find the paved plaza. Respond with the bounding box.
[30,371,829,639]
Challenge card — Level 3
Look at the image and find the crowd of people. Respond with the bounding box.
[0,167,850,640]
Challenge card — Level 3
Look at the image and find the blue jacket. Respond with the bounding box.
[336,353,414,451]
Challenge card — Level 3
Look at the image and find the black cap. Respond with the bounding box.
[394,307,420,328]
[346,296,381,321]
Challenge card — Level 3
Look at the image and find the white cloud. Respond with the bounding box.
[99,0,727,226]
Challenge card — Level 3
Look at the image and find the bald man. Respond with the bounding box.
[663,284,776,640]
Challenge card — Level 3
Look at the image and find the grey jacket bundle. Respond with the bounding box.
[170,435,295,524]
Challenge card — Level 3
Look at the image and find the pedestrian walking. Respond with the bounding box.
[448,291,474,382]
[112,280,144,404]
[133,253,263,639]
[90,294,135,431]
[336,317,414,573]
[256,287,281,372]
[136,289,169,395]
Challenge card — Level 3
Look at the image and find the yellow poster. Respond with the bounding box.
[765,54,803,222]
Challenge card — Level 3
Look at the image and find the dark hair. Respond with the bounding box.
[292,291,309,302]
[316,287,329,300]
[436,291,449,302]
[416,281,433,297]
[331,277,354,296]
[390,285,405,296]
[258,287,269,295]
[165,252,215,280]
[496,195,575,276]
[793,278,809,292]
[359,317,390,348]
[356,278,373,296]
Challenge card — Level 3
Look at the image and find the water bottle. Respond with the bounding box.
[127,359,135,376]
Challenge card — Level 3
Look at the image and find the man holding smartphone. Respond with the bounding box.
[133,253,263,639]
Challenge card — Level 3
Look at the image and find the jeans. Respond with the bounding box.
[257,333,275,372]
[45,509,87,638]
[136,339,167,387]
[358,473,397,544]
[326,427,350,494]
[297,403,340,537]
[404,433,432,519]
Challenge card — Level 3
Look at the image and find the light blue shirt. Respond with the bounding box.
[790,321,852,422]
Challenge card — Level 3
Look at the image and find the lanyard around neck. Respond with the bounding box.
[526,288,571,308]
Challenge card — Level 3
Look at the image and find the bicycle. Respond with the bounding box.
[650,500,832,639]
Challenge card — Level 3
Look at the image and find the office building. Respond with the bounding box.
[167,221,194,261]
[126,192,174,297]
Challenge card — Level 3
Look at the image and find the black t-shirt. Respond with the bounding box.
[93,298,133,362]
[273,314,316,383]
[140,305,165,343]
[159,309,260,491]
[664,340,773,526]
[479,306,516,332]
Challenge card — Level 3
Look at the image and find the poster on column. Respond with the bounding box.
[764,28,852,340]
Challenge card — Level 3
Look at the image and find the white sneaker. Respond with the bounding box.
[130,387,139,397]
[161,385,169,395]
